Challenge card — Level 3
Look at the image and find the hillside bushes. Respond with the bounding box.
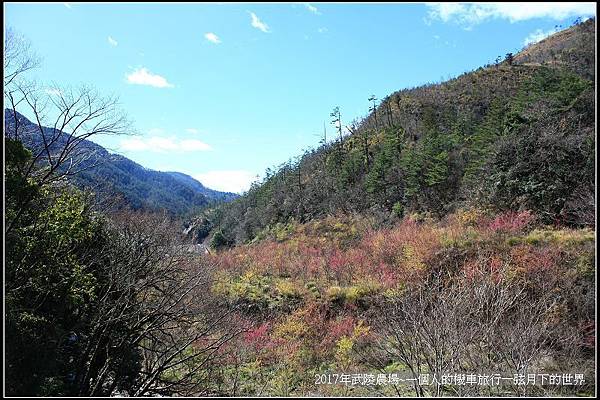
[204,210,595,396]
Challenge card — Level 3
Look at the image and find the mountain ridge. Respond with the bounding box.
[191,18,595,246]
[4,109,238,216]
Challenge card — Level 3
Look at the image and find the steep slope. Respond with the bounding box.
[4,110,238,216]
[182,22,597,391]
[192,18,595,245]
[514,17,595,80]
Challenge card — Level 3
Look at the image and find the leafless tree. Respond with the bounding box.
[4,29,131,233]
[73,211,242,396]
[4,27,41,87]
[358,256,590,397]
[5,84,131,233]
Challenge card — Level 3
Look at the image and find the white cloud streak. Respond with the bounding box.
[304,3,321,15]
[185,128,200,134]
[108,36,118,46]
[120,136,212,152]
[523,27,561,46]
[204,32,221,44]
[250,12,270,33]
[125,67,174,88]
[179,139,213,151]
[194,170,258,194]
[426,3,596,27]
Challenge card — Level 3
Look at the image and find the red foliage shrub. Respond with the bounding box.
[205,210,593,385]
[509,244,559,275]
[462,253,508,283]
[315,314,358,355]
[487,210,535,234]
[243,322,271,347]
[327,316,356,341]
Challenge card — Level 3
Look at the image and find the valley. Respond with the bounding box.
[3,6,596,398]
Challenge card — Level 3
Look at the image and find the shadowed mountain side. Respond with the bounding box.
[4,110,238,216]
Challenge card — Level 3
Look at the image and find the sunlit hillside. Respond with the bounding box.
[4,4,596,398]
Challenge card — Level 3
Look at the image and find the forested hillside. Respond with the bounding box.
[4,110,237,216]
[169,19,596,397]
[192,18,595,247]
[4,12,596,398]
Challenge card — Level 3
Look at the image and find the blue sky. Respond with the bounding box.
[4,2,596,193]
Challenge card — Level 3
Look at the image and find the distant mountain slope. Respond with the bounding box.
[193,18,595,245]
[4,110,238,216]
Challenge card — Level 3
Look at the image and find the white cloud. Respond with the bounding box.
[108,36,118,46]
[426,3,596,28]
[317,27,328,33]
[45,88,62,96]
[304,3,321,15]
[523,27,561,46]
[120,136,212,152]
[194,170,258,194]
[64,3,72,9]
[125,67,174,88]
[180,139,212,151]
[185,128,200,134]
[250,12,270,33]
[204,32,221,44]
